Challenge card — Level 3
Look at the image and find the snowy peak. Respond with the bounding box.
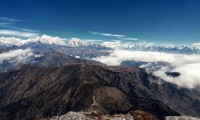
[0,35,66,46]
[66,38,91,47]
[101,41,200,54]
[0,37,23,46]
[26,34,66,45]
[0,35,105,48]
[101,41,121,48]
[101,42,155,49]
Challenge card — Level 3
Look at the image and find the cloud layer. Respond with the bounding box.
[192,42,200,47]
[0,49,35,65]
[93,50,200,89]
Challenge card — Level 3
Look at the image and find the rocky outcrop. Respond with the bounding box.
[166,116,200,120]
[49,111,87,120]
[48,111,133,120]
[48,110,158,120]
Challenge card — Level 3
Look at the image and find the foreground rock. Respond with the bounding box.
[166,116,200,120]
[49,112,87,120]
[48,110,158,120]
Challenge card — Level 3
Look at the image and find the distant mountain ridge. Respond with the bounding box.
[102,41,200,54]
[0,35,111,58]
[1,35,200,54]
[0,51,105,73]
[0,35,65,46]
[0,35,102,47]
[66,38,96,47]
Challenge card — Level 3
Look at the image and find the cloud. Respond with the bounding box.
[120,37,138,41]
[0,17,21,22]
[0,17,20,28]
[0,30,39,38]
[90,31,125,37]
[93,49,200,89]
[192,42,200,47]
[19,28,38,32]
[0,22,14,26]
[0,48,35,64]
[90,31,138,41]
[83,39,104,43]
[154,63,200,89]
[0,17,40,38]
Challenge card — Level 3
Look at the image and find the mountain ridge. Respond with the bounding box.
[0,64,180,120]
[1,35,200,55]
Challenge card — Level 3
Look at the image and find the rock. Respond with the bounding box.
[129,110,158,120]
[50,111,86,120]
[110,114,133,120]
[166,116,200,120]
[49,111,134,120]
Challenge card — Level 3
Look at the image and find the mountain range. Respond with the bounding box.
[102,41,200,54]
[0,35,104,48]
[0,35,200,120]
[1,35,200,55]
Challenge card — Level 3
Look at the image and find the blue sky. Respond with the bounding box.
[0,0,200,44]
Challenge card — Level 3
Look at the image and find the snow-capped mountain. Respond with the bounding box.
[0,35,102,47]
[1,35,200,55]
[101,41,200,54]
[25,35,66,45]
[66,38,105,48]
[66,38,91,47]
[0,35,66,46]
[0,35,111,58]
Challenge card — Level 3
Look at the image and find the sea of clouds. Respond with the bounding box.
[93,49,200,89]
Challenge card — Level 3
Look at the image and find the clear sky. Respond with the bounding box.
[0,0,200,44]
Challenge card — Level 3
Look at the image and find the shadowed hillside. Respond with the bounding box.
[0,64,180,120]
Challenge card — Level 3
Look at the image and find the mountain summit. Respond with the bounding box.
[26,34,66,45]
[66,38,91,47]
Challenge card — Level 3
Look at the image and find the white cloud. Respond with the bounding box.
[0,17,20,28]
[90,31,139,41]
[83,39,104,43]
[0,22,14,26]
[0,17,40,38]
[90,31,125,37]
[93,50,200,89]
[120,37,138,41]
[0,30,39,38]
[154,63,200,89]
[19,28,38,32]
[0,17,21,22]
[0,48,35,64]
[192,42,200,47]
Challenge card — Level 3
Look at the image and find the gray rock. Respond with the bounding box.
[50,111,86,120]
[166,116,200,120]
[49,111,134,120]
[110,114,134,120]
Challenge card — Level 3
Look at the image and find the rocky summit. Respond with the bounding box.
[47,110,158,120]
